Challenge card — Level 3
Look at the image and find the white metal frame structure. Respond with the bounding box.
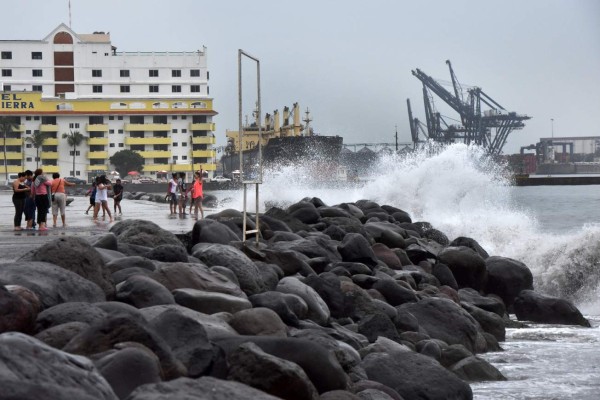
[238,49,262,243]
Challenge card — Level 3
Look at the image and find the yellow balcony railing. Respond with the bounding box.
[87,151,108,159]
[42,138,59,145]
[88,137,109,145]
[15,125,25,132]
[86,164,108,171]
[192,150,216,158]
[137,150,171,158]
[40,165,59,173]
[5,152,23,160]
[0,138,23,146]
[124,123,171,132]
[40,151,59,159]
[86,124,109,132]
[40,124,59,132]
[191,136,216,145]
[199,163,217,171]
[125,137,171,145]
[189,122,216,131]
[6,165,25,173]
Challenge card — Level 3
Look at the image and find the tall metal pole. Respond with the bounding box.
[551,118,554,140]
[238,50,243,179]
[395,125,398,152]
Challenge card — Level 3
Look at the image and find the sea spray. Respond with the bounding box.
[228,143,600,308]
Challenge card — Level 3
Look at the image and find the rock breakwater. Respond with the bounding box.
[0,197,590,400]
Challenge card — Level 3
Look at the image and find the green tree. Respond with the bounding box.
[0,117,18,181]
[25,131,50,169]
[109,149,144,177]
[62,130,87,176]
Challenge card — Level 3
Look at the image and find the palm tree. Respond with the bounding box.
[62,130,87,176]
[25,131,50,169]
[0,117,18,182]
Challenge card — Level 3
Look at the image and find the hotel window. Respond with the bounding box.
[149,69,158,77]
[173,142,178,146]
[182,129,187,133]
[92,69,102,77]
[207,71,210,80]
[172,70,181,77]
[149,85,159,93]
[172,85,181,93]
[191,85,200,93]
[118,116,123,120]
[109,129,115,134]
[93,85,103,93]
[3,85,11,91]
[118,129,123,134]
[31,52,42,60]
[110,143,115,147]
[173,129,178,134]
[118,143,124,147]
[1,51,11,59]
[120,69,130,77]
[2,69,12,77]
[120,85,130,93]
[173,156,178,161]
[32,69,43,77]
[190,69,200,77]
[182,155,187,160]
[69,123,80,128]
[32,85,42,92]
[182,142,187,147]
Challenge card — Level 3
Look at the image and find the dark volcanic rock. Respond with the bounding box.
[432,263,458,290]
[110,219,183,248]
[191,218,241,246]
[485,256,533,308]
[361,350,472,400]
[116,274,175,308]
[358,312,401,343]
[450,356,506,382]
[438,246,487,291]
[227,342,319,400]
[95,346,162,399]
[461,302,506,342]
[398,297,486,353]
[106,256,156,274]
[265,207,311,233]
[0,285,37,334]
[126,376,280,400]
[277,277,330,325]
[63,315,186,380]
[372,243,403,270]
[288,201,321,224]
[213,336,349,394]
[0,261,106,309]
[338,233,378,266]
[192,243,267,296]
[0,332,118,400]
[303,273,346,319]
[450,237,489,259]
[19,236,115,298]
[173,288,251,314]
[35,302,107,331]
[513,290,591,327]
[35,321,89,349]
[144,244,189,263]
[229,307,288,337]
[458,288,506,317]
[372,279,418,306]
[249,291,307,326]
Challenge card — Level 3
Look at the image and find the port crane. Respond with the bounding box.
[407,60,531,155]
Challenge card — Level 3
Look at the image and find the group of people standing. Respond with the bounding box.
[11,169,75,231]
[84,175,124,222]
[166,170,204,219]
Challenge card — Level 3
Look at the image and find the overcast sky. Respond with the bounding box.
[1,0,599,153]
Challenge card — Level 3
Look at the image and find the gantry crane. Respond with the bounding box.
[407,60,531,155]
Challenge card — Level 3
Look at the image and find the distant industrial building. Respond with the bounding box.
[0,23,216,181]
[519,136,600,175]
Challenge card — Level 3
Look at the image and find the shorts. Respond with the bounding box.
[169,193,178,205]
[52,192,67,216]
[89,197,95,205]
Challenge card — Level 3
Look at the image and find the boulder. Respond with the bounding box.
[440,344,473,368]
[437,246,487,291]
[173,288,252,314]
[513,290,591,327]
[458,288,506,317]
[0,261,106,309]
[398,297,486,353]
[63,315,186,380]
[357,312,401,343]
[265,207,311,233]
[263,249,314,276]
[35,321,90,349]
[149,262,245,298]
[249,291,308,326]
[110,219,183,248]
[18,236,115,298]
[0,332,118,400]
[432,263,458,290]
[213,336,349,394]
[229,307,288,337]
[450,356,506,382]
[461,302,506,342]
[371,243,402,270]
[227,342,319,400]
[450,237,489,259]
[106,256,156,274]
[0,285,37,334]
[303,273,346,319]
[126,376,280,400]
[116,275,175,308]
[361,350,472,400]
[288,201,321,224]
[272,237,343,262]
[148,308,215,377]
[95,346,162,399]
[35,302,108,331]
[144,244,189,263]
[191,218,241,246]
[338,233,378,266]
[192,243,267,296]
[277,277,330,325]
[372,279,418,306]
[485,256,533,308]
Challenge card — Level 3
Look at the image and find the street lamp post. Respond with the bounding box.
[551,118,554,140]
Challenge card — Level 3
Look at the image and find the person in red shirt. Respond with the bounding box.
[191,169,204,219]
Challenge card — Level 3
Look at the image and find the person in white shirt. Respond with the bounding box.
[166,173,179,214]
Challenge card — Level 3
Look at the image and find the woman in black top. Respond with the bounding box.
[12,172,30,230]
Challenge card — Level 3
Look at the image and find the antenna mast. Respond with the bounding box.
[68,0,72,28]
[303,108,312,136]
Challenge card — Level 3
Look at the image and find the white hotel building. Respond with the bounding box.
[0,23,217,181]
